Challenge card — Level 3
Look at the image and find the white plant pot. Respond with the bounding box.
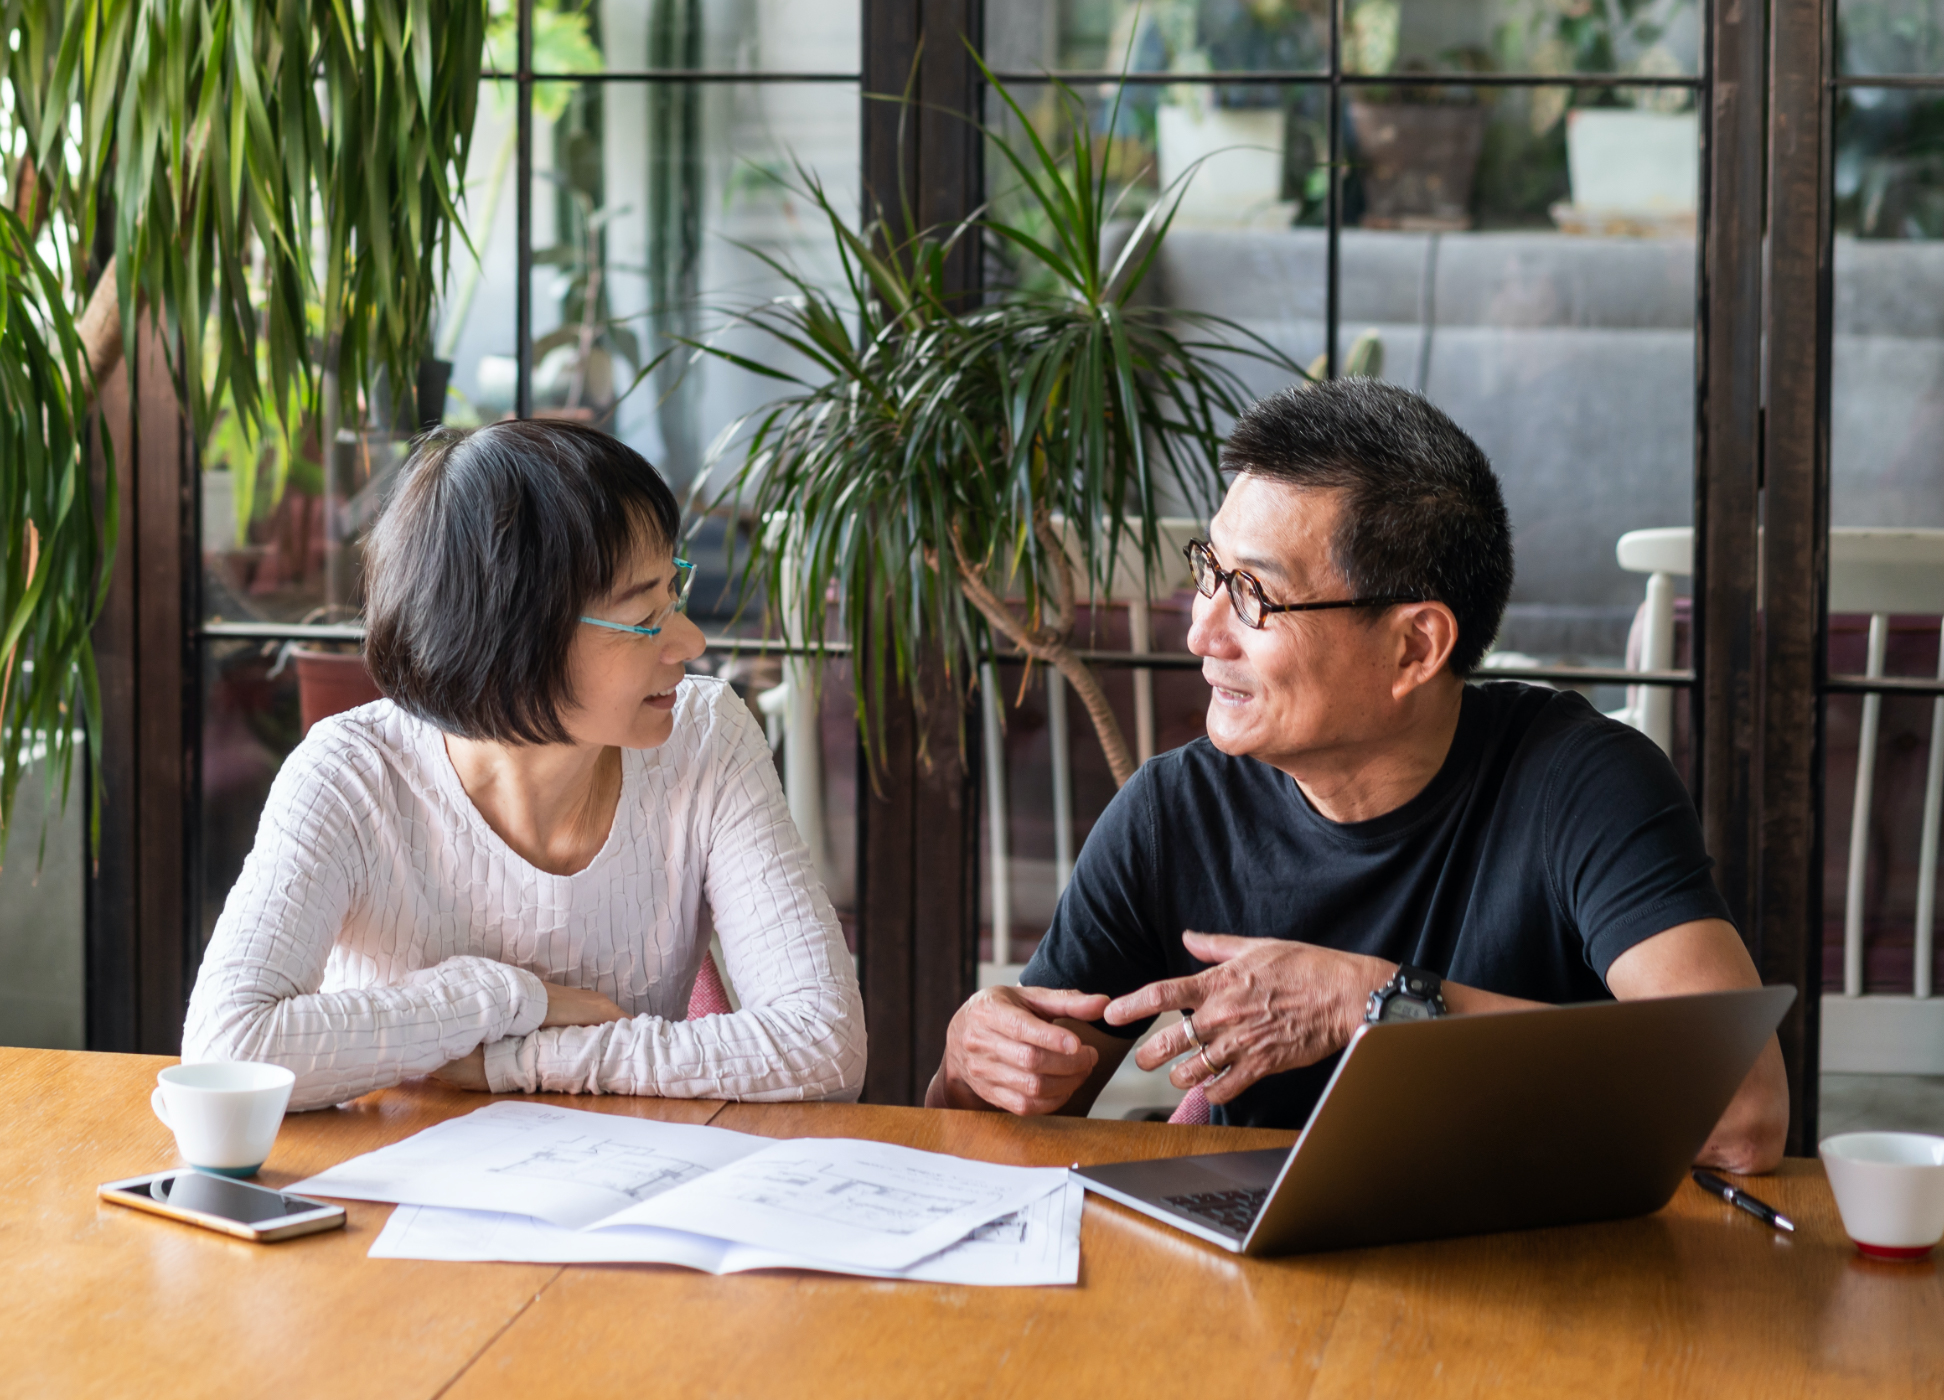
[1565,109,1699,213]
[1156,105,1291,228]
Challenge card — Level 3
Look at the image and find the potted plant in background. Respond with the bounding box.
[1343,0,1490,231]
[687,67,1309,788]
[0,1,488,853]
[1503,0,1702,233]
[1110,0,1324,227]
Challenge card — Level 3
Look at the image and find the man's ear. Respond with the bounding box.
[1391,601,1460,699]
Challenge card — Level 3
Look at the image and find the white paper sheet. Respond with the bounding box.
[369,1177,1084,1286]
[293,1103,1069,1270]
[592,1137,1067,1269]
[292,1102,770,1229]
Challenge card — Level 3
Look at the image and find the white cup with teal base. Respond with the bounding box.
[151,1062,296,1177]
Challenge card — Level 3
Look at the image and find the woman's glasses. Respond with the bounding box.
[579,558,696,638]
[1183,539,1416,629]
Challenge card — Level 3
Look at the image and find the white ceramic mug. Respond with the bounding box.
[151,1062,296,1177]
[1820,1131,1944,1260]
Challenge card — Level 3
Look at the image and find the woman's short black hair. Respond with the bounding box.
[364,418,682,744]
[1220,379,1514,676]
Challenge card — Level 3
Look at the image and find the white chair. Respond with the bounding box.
[1614,527,1944,1020]
[1611,527,1692,754]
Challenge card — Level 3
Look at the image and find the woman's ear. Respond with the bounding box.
[1391,601,1461,700]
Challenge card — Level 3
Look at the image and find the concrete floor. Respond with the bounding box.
[1819,1074,1944,1139]
[0,767,85,1051]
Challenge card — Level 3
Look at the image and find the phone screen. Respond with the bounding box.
[139,1171,323,1224]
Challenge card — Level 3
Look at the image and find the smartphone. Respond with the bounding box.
[99,1170,347,1242]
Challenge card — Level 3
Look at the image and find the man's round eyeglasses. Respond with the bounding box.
[579,558,695,638]
[1183,539,1416,629]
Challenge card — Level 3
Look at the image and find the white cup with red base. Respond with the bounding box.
[1820,1131,1944,1260]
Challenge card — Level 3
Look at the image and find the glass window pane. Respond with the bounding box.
[985,1,1699,77]
[1384,0,1700,77]
[1826,88,1944,997]
[507,79,859,494]
[1347,83,1697,232]
[0,755,85,1048]
[985,0,1327,74]
[585,0,861,74]
[200,639,304,948]
[198,79,515,629]
[1840,0,1944,77]
[1345,83,1696,732]
[987,78,1332,235]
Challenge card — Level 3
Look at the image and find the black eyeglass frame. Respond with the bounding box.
[1183,539,1420,629]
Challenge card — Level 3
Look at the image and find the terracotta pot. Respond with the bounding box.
[1349,102,1487,231]
[291,649,385,736]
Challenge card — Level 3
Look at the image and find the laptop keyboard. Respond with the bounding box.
[1164,1188,1269,1236]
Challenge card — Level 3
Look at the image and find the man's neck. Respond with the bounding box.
[1280,676,1467,825]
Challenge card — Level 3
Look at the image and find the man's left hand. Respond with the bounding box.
[431,1048,490,1092]
[1103,933,1393,1104]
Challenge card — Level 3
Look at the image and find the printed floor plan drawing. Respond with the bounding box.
[966,1210,1029,1246]
[721,1158,1007,1236]
[294,1102,1072,1272]
[487,1138,711,1202]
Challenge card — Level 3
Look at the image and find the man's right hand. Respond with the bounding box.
[927,986,1111,1115]
[538,981,630,1028]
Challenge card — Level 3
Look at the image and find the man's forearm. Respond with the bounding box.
[1693,1036,1788,1174]
[1441,980,1547,1017]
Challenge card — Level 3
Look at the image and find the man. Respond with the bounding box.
[927,379,1788,1175]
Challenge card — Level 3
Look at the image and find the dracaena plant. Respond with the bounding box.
[694,67,1306,788]
[0,0,488,856]
[0,207,109,863]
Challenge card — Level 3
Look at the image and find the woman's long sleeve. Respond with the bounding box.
[183,737,546,1111]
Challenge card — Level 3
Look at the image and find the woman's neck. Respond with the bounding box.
[442,734,624,876]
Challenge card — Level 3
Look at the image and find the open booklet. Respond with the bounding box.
[369,1179,1083,1286]
[293,1102,1072,1275]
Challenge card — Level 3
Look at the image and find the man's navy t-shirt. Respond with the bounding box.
[1020,681,1733,1129]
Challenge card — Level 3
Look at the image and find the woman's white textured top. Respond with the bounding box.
[183,678,865,1111]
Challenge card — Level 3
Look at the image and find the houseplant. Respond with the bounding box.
[0,206,103,863]
[1343,0,1489,231]
[693,67,1308,789]
[0,0,487,854]
[1128,0,1325,226]
[1501,0,1700,225]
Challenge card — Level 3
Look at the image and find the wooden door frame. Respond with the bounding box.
[86,323,199,1054]
[854,0,985,1105]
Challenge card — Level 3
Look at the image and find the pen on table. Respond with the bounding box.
[1691,1168,1795,1232]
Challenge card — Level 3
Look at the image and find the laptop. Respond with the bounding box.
[1075,985,1795,1256]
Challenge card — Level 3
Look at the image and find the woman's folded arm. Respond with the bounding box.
[183,748,546,1110]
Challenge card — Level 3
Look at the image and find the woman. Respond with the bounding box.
[184,420,865,1110]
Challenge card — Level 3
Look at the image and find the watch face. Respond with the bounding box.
[1382,998,1433,1022]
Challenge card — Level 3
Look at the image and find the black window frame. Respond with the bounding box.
[92,0,1882,1147]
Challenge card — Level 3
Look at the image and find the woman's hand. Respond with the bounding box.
[538,981,630,1028]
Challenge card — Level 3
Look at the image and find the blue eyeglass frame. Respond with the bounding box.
[579,558,695,637]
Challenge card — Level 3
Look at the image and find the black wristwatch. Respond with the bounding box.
[1365,965,1448,1025]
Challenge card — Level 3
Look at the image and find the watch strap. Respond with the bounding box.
[1365,964,1448,1024]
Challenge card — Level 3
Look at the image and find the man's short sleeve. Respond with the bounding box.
[1019,763,1172,1039]
[1544,717,1736,980]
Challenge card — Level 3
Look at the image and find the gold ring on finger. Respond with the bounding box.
[1198,1046,1223,1078]
[1182,1012,1204,1053]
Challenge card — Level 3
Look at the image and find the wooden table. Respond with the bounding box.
[3,1048,1938,1398]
